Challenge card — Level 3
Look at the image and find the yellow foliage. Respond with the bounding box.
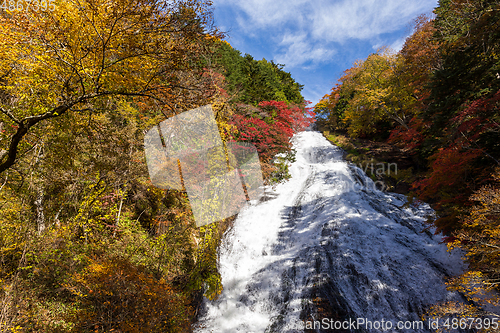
[65,256,192,332]
[0,0,217,173]
[431,168,500,324]
[340,49,415,136]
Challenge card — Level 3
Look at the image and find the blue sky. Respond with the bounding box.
[211,0,438,106]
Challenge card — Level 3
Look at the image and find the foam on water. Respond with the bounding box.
[193,131,466,333]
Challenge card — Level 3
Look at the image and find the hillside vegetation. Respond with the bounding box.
[0,1,312,331]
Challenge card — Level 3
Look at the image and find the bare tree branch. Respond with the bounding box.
[0,107,21,124]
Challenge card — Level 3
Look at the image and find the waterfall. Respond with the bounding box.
[193,131,465,333]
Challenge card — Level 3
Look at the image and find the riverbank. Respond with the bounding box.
[320,130,419,195]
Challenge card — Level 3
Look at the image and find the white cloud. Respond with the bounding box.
[215,0,309,30]
[309,0,415,42]
[214,0,437,67]
[274,32,336,67]
[389,36,407,52]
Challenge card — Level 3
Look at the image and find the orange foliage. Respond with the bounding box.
[400,15,440,104]
[413,146,482,209]
[66,256,192,333]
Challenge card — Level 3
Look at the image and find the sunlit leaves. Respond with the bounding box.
[399,14,440,108]
[0,0,215,173]
[338,49,416,137]
[66,256,192,332]
[230,100,313,164]
[0,0,226,331]
[438,170,500,318]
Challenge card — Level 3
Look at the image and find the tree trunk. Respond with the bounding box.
[35,186,45,234]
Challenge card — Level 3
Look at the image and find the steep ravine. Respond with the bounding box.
[193,130,467,333]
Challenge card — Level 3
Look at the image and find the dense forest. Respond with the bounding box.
[0,0,312,331]
[1,0,499,331]
[316,0,500,319]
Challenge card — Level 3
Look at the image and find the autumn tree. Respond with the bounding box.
[426,0,500,133]
[0,1,231,331]
[230,100,314,179]
[338,49,417,138]
[409,0,500,226]
[428,169,500,321]
[453,169,500,292]
[0,0,215,175]
[399,14,441,106]
[314,84,350,132]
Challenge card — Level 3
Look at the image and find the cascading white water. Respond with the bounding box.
[193,130,466,333]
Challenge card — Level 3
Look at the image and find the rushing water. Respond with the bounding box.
[193,130,466,333]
